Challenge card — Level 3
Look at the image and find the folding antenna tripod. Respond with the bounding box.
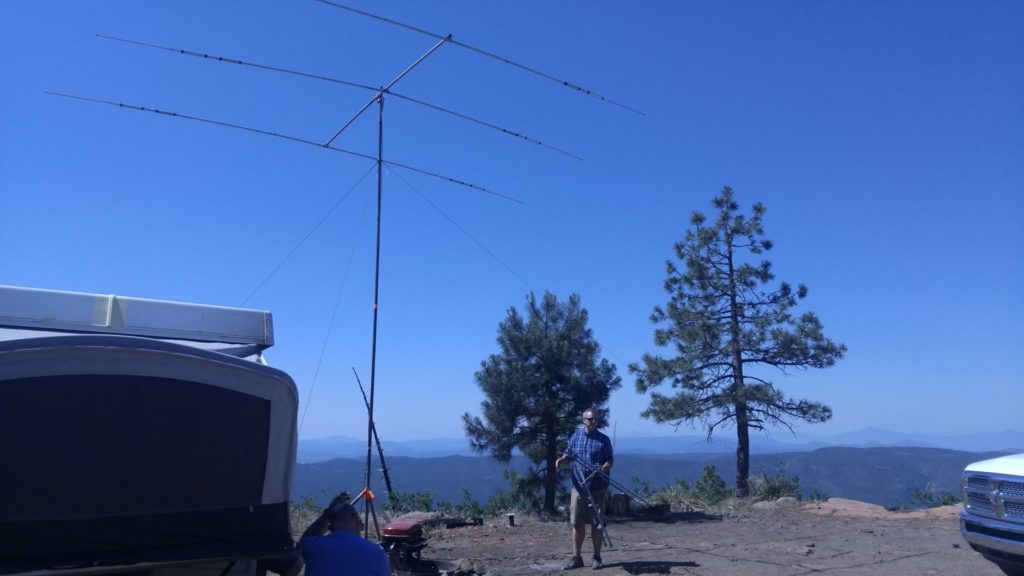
[571,460,655,547]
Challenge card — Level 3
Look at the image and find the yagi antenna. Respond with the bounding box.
[97,34,582,161]
[58,5,638,538]
[314,0,645,117]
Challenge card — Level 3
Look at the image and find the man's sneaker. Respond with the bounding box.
[563,556,583,570]
[591,555,604,570]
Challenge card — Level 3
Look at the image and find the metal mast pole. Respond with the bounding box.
[351,37,448,538]
[364,92,384,537]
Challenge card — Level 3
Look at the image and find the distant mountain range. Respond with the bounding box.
[293,429,1024,510]
[297,428,1024,463]
[292,446,1014,510]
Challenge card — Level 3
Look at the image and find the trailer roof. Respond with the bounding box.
[0,285,274,347]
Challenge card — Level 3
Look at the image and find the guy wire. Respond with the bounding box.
[389,167,533,291]
[298,170,376,438]
[240,163,376,307]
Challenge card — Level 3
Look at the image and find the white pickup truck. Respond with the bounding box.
[961,453,1024,576]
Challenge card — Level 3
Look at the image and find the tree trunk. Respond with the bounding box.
[724,230,749,496]
[726,230,750,497]
[543,419,558,514]
[735,404,750,497]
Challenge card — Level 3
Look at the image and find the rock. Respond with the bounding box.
[609,493,631,516]
[803,498,890,518]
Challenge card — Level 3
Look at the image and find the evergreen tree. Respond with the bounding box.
[463,291,620,513]
[630,188,845,496]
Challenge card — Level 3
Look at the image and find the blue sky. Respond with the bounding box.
[3,1,1021,445]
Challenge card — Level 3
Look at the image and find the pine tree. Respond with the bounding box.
[463,291,620,513]
[630,187,846,496]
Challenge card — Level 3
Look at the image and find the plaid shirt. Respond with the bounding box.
[563,426,613,491]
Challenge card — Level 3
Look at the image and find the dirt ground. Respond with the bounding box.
[401,499,1004,576]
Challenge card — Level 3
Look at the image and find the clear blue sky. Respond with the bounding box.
[3,1,1021,444]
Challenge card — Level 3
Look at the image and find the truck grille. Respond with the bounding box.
[1006,501,1024,520]
[968,476,992,491]
[969,493,995,514]
[1002,481,1024,499]
[964,474,1024,523]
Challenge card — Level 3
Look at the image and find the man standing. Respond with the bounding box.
[555,408,614,570]
[300,495,392,576]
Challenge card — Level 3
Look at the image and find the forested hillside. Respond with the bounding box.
[292,446,1004,509]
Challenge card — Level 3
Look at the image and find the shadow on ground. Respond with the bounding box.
[397,559,464,576]
[611,510,721,525]
[615,560,701,574]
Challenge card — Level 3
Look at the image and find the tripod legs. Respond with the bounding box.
[354,487,382,540]
[577,481,612,549]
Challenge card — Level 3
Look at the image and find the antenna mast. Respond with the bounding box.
[322,34,451,536]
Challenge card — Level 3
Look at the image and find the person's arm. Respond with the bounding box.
[301,511,331,540]
[556,430,576,469]
[600,435,614,473]
[301,490,349,540]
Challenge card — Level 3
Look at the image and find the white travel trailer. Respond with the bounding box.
[0,286,298,576]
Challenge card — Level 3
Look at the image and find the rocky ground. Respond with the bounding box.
[395,499,1003,576]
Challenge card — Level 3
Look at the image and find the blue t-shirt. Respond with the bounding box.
[563,426,613,491]
[301,530,391,576]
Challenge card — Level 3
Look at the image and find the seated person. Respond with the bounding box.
[300,494,391,576]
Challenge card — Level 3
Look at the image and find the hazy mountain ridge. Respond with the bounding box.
[292,445,1014,510]
[297,428,1024,462]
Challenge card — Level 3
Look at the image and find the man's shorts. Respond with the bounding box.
[570,487,607,527]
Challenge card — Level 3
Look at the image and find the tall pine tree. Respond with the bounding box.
[463,291,620,513]
[631,188,845,496]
